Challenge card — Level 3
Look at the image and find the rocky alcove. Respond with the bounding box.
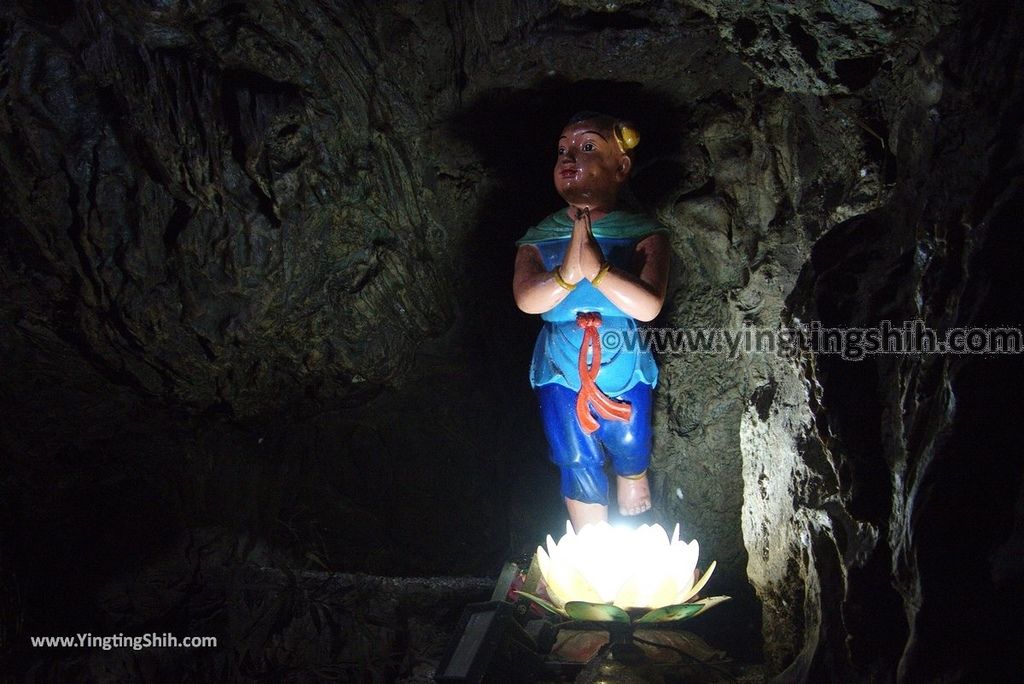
[1,1,1021,682]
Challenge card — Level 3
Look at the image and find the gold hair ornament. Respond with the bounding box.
[614,122,640,153]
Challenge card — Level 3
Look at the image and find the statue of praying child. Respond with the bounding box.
[513,111,671,531]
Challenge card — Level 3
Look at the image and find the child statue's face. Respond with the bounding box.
[553,120,632,211]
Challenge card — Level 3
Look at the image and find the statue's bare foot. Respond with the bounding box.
[616,472,652,516]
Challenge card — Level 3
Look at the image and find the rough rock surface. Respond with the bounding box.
[28,549,493,683]
[686,0,954,95]
[1,0,1021,681]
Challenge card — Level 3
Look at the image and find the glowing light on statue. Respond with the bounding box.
[520,521,730,623]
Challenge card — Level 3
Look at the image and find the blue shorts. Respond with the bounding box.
[537,382,653,505]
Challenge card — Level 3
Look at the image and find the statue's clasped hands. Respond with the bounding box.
[558,208,609,286]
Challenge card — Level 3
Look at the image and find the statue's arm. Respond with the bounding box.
[590,232,670,322]
[513,244,574,314]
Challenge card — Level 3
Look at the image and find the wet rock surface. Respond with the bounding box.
[1,1,1021,681]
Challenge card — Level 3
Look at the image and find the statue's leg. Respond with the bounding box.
[537,384,609,529]
[601,383,654,517]
[564,497,607,530]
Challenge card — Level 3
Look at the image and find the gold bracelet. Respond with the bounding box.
[621,469,647,480]
[553,267,576,291]
[591,262,612,286]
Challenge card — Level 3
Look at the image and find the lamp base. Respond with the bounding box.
[576,640,664,684]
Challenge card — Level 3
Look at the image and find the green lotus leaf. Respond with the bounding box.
[516,590,567,617]
[564,601,631,622]
[635,602,705,623]
[688,595,732,618]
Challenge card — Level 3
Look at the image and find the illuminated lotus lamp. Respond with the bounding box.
[435,522,731,682]
[520,521,729,623]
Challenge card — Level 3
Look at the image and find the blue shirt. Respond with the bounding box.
[526,235,659,394]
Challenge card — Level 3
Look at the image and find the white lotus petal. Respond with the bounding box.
[647,523,670,547]
[613,573,646,609]
[555,564,602,605]
[536,546,564,607]
[545,534,558,559]
[645,575,680,610]
[536,545,551,579]
[665,540,696,600]
[677,560,717,604]
[535,520,722,611]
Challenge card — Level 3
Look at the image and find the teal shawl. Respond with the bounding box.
[515,209,668,246]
